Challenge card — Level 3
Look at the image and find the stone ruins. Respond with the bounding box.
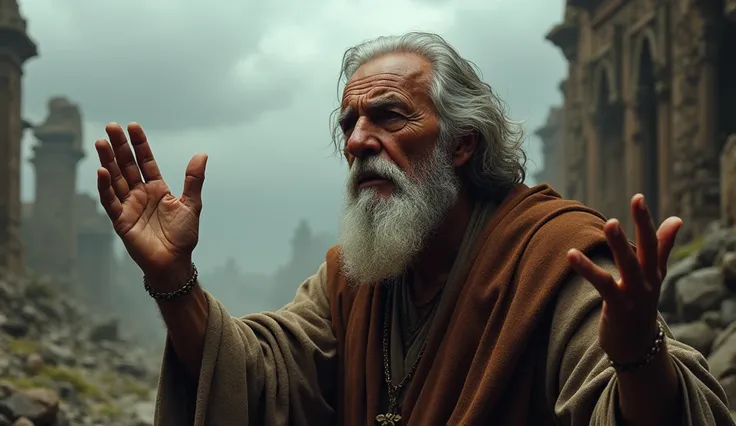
[21,98,114,304]
[0,0,37,275]
[0,1,114,298]
[536,0,736,240]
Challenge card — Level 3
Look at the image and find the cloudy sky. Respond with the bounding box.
[18,0,567,275]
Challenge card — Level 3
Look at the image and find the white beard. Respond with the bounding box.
[338,143,460,284]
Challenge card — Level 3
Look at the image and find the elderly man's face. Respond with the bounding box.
[339,53,441,198]
[337,53,462,284]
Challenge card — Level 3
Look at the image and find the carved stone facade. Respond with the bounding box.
[543,0,736,240]
[0,0,36,275]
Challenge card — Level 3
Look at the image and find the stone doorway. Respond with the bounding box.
[636,38,660,223]
[595,69,626,221]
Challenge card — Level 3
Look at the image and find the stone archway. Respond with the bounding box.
[635,37,660,223]
[593,65,626,220]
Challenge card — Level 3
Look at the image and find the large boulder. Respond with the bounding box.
[676,267,729,322]
[0,387,59,426]
[660,255,699,315]
[670,321,718,356]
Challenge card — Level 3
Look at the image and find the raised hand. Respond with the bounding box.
[566,194,682,365]
[95,123,208,289]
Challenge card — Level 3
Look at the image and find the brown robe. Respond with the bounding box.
[327,184,614,424]
[153,184,734,425]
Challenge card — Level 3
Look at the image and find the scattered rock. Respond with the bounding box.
[723,252,736,291]
[0,387,58,425]
[662,225,736,397]
[0,271,158,425]
[676,267,727,321]
[722,299,736,325]
[696,228,736,267]
[660,255,698,313]
[1,322,29,339]
[670,321,717,356]
[88,320,119,343]
[23,354,43,375]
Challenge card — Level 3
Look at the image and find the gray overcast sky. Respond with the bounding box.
[18,0,567,274]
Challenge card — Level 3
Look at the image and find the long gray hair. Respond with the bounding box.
[330,32,527,199]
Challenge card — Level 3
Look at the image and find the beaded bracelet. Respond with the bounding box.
[608,320,666,373]
[143,263,199,301]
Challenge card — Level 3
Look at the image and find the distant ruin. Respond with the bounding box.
[538,0,736,240]
[0,2,115,301]
[0,0,37,275]
[20,99,115,301]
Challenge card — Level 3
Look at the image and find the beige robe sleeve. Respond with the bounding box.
[154,262,336,426]
[547,256,734,425]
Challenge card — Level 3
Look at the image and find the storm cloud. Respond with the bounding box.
[19,0,567,274]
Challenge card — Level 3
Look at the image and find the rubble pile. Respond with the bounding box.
[662,223,736,414]
[0,272,158,426]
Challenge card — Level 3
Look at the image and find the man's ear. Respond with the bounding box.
[452,133,478,168]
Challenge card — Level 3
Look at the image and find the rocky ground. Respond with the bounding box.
[0,271,159,426]
[6,224,736,425]
[662,223,736,415]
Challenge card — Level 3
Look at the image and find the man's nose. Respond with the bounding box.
[345,118,381,159]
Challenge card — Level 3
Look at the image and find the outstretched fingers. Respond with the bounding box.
[106,123,143,188]
[657,216,683,278]
[604,218,646,294]
[94,138,130,200]
[182,153,208,211]
[97,167,123,222]
[631,194,660,290]
[128,123,163,182]
[567,249,624,306]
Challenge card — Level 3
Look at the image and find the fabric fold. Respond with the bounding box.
[154,263,338,426]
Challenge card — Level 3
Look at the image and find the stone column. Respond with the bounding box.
[75,194,114,307]
[670,2,721,240]
[721,135,736,226]
[0,1,37,277]
[653,63,672,223]
[27,98,84,288]
[689,8,722,234]
[628,63,671,226]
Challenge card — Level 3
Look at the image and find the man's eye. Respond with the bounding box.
[381,111,404,121]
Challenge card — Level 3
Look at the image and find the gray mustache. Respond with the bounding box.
[349,157,403,184]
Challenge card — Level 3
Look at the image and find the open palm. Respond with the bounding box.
[567,195,681,365]
[95,123,207,277]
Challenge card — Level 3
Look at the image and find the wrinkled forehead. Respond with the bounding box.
[341,53,433,108]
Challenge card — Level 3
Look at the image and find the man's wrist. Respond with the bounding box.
[615,344,681,426]
[143,260,195,293]
[609,320,665,372]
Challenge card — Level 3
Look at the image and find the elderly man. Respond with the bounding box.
[95,33,731,425]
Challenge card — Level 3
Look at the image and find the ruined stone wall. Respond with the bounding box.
[75,194,114,307]
[547,0,734,239]
[26,98,84,287]
[0,60,24,275]
[0,4,37,276]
